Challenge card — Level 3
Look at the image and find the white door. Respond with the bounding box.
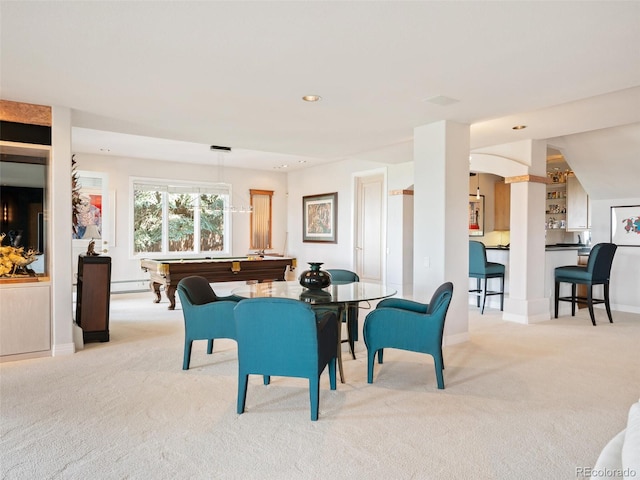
[355,173,384,282]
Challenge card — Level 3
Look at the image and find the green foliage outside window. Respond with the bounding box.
[133,183,228,255]
[134,190,162,253]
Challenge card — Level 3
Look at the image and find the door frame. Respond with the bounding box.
[353,168,387,284]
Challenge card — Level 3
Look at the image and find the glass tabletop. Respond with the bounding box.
[231,280,397,305]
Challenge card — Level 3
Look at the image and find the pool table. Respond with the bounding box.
[140,256,296,309]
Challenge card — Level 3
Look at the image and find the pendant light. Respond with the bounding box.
[476,172,481,199]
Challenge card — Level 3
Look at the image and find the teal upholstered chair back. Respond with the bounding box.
[469,240,488,276]
[326,269,360,284]
[234,298,334,378]
[177,275,218,305]
[586,243,618,283]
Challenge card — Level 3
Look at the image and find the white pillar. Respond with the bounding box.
[413,121,470,344]
[51,106,75,355]
[503,140,549,323]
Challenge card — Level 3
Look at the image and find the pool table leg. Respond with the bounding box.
[166,285,177,310]
[150,281,162,303]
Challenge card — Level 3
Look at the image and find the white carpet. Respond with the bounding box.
[1,291,639,480]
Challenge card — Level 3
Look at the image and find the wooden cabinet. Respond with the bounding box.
[76,254,111,342]
[0,282,51,359]
[566,175,589,231]
[494,181,510,231]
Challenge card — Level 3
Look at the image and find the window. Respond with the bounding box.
[132,180,231,256]
[250,189,273,250]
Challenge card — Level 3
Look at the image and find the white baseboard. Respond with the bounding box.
[52,342,76,356]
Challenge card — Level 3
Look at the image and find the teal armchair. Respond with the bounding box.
[363,282,454,389]
[234,298,338,421]
[177,276,243,370]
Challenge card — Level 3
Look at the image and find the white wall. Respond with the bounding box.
[72,153,288,285]
[286,158,388,274]
[591,197,640,313]
[387,162,414,295]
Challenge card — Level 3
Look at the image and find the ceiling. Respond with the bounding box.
[1,1,639,187]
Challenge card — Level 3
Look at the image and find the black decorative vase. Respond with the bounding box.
[299,262,332,289]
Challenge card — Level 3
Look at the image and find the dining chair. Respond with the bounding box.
[176,276,243,370]
[554,242,618,326]
[234,297,338,421]
[468,240,505,314]
[363,282,454,389]
[325,268,360,359]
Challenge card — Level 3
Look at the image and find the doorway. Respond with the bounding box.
[354,172,385,283]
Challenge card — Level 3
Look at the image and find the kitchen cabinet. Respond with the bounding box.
[494,181,510,231]
[566,175,590,231]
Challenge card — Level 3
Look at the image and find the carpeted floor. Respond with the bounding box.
[1,290,638,480]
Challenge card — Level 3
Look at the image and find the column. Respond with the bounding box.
[503,139,549,323]
[413,121,470,344]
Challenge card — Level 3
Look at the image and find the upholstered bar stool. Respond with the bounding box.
[468,241,505,314]
[554,243,617,326]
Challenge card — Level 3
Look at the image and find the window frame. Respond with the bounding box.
[129,177,233,259]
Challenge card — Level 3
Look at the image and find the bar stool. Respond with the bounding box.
[554,243,617,326]
[468,241,505,314]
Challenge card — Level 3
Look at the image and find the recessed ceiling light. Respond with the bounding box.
[302,95,321,102]
[512,125,527,130]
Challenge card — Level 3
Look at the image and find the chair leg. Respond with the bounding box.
[367,349,376,384]
[554,281,560,318]
[434,352,445,390]
[182,340,192,370]
[263,375,270,385]
[207,339,214,354]
[329,358,337,390]
[587,285,596,326]
[481,278,488,314]
[604,283,614,323]
[309,378,320,421]
[476,278,481,307]
[499,275,504,311]
[377,348,384,364]
[571,284,577,317]
[237,374,248,414]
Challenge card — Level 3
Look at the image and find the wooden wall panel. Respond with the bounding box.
[0,99,52,126]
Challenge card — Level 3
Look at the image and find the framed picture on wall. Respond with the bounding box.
[302,192,337,243]
[73,171,110,250]
[469,195,485,237]
[611,205,640,247]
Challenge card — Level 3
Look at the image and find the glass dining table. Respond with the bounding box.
[231,280,397,383]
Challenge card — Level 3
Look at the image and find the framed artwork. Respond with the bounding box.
[469,195,485,237]
[611,205,640,247]
[73,171,110,249]
[303,192,337,243]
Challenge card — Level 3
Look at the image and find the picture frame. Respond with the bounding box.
[73,171,110,250]
[303,192,337,243]
[611,205,640,247]
[469,195,485,237]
